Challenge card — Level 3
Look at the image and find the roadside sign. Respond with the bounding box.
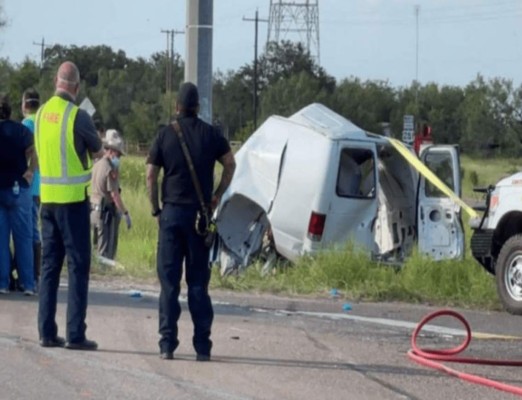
[79,97,96,117]
[402,115,415,144]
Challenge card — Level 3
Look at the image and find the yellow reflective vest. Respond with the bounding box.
[35,95,92,204]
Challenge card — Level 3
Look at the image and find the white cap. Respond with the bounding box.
[103,129,125,155]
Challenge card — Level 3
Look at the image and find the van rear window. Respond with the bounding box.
[336,148,375,198]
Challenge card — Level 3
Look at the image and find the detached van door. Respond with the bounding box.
[417,145,464,260]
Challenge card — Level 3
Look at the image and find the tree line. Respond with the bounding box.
[2,41,522,156]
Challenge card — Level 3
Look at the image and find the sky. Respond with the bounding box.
[1,0,522,88]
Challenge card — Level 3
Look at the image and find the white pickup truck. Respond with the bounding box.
[470,176,522,315]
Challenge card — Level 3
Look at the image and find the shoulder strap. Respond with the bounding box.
[172,120,207,212]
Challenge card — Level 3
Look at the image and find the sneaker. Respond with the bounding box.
[23,289,36,296]
[0,288,9,294]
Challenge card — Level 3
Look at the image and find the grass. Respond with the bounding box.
[461,155,522,201]
[97,154,511,311]
[210,245,500,310]
[112,155,158,278]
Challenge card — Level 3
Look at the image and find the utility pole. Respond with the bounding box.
[162,29,186,93]
[414,4,420,113]
[33,37,48,69]
[415,5,420,84]
[161,29,173,94]
[243,9,268,130]
[161,29,184,121]
[170,30,174,89]
[185,0,213,124]
[170,29,185,90]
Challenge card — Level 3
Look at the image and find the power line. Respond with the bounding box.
[427,0,520,14]
[320,0,520,20]
[323,3,522,27]
[426,10,522,24]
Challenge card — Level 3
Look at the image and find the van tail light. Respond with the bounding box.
[307,212,326,241]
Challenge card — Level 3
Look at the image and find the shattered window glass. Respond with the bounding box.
[425,152,455,198]
[336,148,376,198]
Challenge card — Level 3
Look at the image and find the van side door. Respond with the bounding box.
[417,145,464,260]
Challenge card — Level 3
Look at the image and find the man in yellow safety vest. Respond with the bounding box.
[35,61,103,351]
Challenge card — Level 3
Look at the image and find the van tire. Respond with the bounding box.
[219,246,240,277]
[495,235,522,315]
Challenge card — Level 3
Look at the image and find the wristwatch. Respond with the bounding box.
[152,209,161,217]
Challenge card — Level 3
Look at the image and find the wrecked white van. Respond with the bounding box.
[215,103,464,275]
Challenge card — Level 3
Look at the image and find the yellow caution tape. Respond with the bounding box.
[388,138,479,219]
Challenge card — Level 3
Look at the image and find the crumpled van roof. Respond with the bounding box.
[289,103,373,141]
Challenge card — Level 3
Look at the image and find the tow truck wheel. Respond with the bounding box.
[495,235,522,315]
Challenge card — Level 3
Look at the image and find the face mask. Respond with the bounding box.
[111,156,121,169]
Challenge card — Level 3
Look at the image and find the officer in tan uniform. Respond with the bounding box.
[90,129,131,260]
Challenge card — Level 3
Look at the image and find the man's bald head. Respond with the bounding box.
[55,61,80,99]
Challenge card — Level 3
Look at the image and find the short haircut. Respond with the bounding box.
[0,93,11,119]
[177,82,199,112]
[23,88,40,110]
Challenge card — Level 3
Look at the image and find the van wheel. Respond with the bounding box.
[495,235,522,315]
[261,247,277,276]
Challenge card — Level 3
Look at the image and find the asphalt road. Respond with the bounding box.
[1,278,522,400]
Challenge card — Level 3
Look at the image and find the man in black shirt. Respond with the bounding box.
[146,82,236,361]
[0,94,37,295]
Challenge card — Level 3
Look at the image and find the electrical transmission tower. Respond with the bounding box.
[267,0,320,63]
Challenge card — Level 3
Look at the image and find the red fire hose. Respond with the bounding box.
[408,309,522,396]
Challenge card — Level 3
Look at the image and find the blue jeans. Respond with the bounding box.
[32,196,41,244]
[157,204,213,355]
[38,200,91,342]
[0,186,34,291]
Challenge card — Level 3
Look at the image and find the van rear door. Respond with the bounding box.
[417,145,464,260]
[318,143,378,252]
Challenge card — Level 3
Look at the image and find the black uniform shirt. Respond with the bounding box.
[147,115,230,206]
[0,120,33,189]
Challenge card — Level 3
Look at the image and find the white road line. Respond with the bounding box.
[105,288,521,340]
[253,308,522,340]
